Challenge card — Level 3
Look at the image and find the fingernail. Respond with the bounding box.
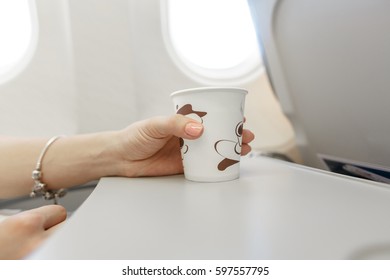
[185,123,203,137]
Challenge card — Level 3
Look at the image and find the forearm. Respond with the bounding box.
[0,132,121,198]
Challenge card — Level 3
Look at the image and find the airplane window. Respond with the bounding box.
[164,0,262,82]
[0,0,35,81]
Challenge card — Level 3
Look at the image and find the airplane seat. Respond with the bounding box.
[247,0,390,183]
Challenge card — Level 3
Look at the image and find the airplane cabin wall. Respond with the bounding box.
[0,0,77,137]
[0,0,296,157]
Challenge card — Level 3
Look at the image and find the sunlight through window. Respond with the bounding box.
[0,0,34,78]
[166,0,261,80]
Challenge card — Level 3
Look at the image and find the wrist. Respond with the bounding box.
[42,131,122,189]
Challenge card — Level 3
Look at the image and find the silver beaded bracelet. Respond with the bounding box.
[30,135,67,205]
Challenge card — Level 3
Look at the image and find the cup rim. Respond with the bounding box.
[170,87,248,97]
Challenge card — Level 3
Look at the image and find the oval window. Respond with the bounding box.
[163,0,262,83]
[0,0,36,82]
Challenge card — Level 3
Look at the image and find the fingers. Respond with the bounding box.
[242,128,255,145]
[184,122,204,138]
[39,205,67,230]
[241,144,252,156]
[45,220,66,235]
[0,205,66,260]
[147,114,254,146]
[241,129,255,156]
[22,205,67,230]
[146,114,204,140]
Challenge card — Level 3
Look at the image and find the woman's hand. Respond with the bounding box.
[0,114,255,197]
[115,114,255,177]
[0,205,67,259]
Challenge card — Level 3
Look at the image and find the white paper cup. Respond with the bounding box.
[171,87,248,182]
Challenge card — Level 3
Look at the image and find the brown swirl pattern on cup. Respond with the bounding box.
[214,121,243,171]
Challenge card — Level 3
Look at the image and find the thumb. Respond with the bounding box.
[26,205,67,230]
[147,114,204,140]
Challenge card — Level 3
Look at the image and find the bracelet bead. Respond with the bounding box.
[30,136,67,204]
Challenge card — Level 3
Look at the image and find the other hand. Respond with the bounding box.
[0,205,67,259]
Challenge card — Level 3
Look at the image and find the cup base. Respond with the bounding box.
[184,173,239,183]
